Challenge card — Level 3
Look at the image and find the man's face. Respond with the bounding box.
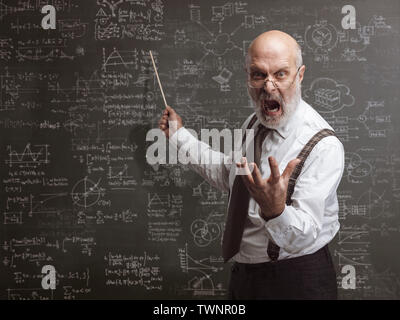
[247,45,303,129]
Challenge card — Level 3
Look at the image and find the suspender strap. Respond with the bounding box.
[286,129,336,205]
[267,128,337,261]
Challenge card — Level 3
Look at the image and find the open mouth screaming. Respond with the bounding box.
[262,99,282,117]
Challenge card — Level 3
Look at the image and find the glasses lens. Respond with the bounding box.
[276,79,290,89]
[248,80,262,88]
[248,79,281,89]
[248,67,300,89]
[248,78,294,89]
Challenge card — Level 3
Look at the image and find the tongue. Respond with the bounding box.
[264,100,280,110]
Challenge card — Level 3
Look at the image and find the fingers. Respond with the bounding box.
[236,156,301,192]
[166,105,175,115]
[250,162,264,186]
[268,156,280,184]
[158,115,168,130]
[159,106,172,130]
[282,158,301,180]
[236,157,254,188]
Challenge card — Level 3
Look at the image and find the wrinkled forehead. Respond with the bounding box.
[247,39,296,69]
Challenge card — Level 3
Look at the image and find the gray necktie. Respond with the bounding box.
[222,124,270,262]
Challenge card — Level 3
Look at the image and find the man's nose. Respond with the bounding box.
[263,79,277,93]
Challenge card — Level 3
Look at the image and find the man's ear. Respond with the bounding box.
[298,65,306,84]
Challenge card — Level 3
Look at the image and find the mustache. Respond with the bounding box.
[258,91,284,105]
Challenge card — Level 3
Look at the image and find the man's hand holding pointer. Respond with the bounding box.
[158,105,183,139]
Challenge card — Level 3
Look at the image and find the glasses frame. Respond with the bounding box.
[247,65,302,89]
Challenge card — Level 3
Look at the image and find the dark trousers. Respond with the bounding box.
[228,245,337,300]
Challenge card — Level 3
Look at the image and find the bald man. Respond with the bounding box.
[159,30,344,299]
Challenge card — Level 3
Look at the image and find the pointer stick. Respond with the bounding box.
[149,50,168,108]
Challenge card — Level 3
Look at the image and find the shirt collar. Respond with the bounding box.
[267,98,305,139]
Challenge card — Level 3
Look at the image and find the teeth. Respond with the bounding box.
[262,99,280,113]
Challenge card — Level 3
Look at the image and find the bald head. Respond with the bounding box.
[247,30,302,69]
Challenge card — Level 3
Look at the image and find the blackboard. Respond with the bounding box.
[1,0,400,299]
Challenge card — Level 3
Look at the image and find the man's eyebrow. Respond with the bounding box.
[249,66,265,72]
[274,66,290,71]
[249,65,291,73]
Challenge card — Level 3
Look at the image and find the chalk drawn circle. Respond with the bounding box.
[71,177,101,208]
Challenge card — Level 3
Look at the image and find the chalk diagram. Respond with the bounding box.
[0,1,14,20]
[185,4,246,66]
[28,193,69,216]
[192,180,226,203]
[304,77,354,114]
[335,21,369,62]
[0,38,12,61]
[311,26,334,47]
[305,15,393,65]
[3,211,23,225]
[95,7,120,40]
[64,115,86,136]
[147,193,182,218]
[94,0,164,41]
[0,72,39,111]
[147,192,170,208]
[357,188,387,220]
[170,5,247,98]
[345,152,373,181]
[212,67,233,92]
[178,243,225,296]
[190,213,222,247]
[190,20,243,65]
[5,143,50,168]
[305,20,338,63]
[338,228,370,246]
[108,164,133,180]
[71,177,103,208]
[101,47,137,72]
[6,288,54,300]
[96,0,124,18]
[357,101,391,138]
[3,192,68,224]
[167,167,186,188]
[334,248,371,267]
[16,42,76,62]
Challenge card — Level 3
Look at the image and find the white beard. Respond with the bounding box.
[250,81,301,130]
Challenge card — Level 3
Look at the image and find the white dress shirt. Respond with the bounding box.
[169,98,345,263]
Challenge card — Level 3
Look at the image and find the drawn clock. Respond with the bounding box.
[305,22,338,51]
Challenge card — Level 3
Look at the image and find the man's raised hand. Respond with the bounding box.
[236,156,301,220]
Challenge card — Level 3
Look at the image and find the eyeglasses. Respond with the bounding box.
[247,66,302,89]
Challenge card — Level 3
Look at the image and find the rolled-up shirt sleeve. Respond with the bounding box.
[168,127,232,192]
[262,137,345,254]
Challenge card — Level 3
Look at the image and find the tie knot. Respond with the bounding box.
[257,124,271,139]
